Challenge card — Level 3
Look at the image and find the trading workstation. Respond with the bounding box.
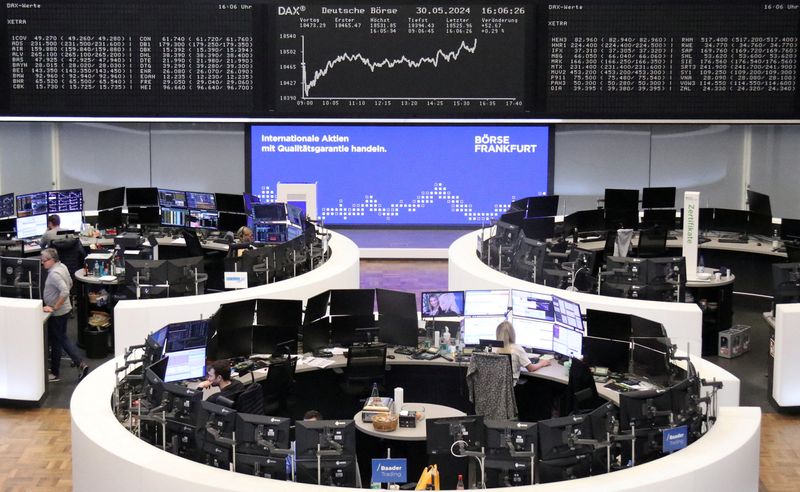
[105,286,735,490]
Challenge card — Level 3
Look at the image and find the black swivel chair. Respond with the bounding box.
[181,228,204,258]
[339,343,388,411]
[562,357,603,415]
[785,242,800,263]
[636,227,669,258]
[260,357,297,416]
[235,381,265,415]
[50,236,87,307]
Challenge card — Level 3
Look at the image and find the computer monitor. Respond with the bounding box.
[421,291,465,319]
[780,218,800,241]
[244,193,260,212]
[0,193,15,217]
[552,325,582,358]
[125,259,168,286]
[158,188,187,208]
[236,413,292,456]
[605,256,649,285]
[126,187,159,207]
[537,413,594,460]
[304,291,330,325]
[329,288,374,316]
[213,299,256,358]
[698,207,714,231]
[641,209,677,230]
[198,400,238,443]
[527,195,560,218]
[126,206,161,225]
[0,257,41,299]
[585,309,632,341]
[47,189,83,213]
[217,211,248,232]
[235,453,289,480]
[0,217,16,237]
[97,187,125,210]
[295,419,356,459]
[143,358,168,406]
[747,190,772,216]
[330,314,375,346]
[772,263,800,308]
[57,211,84,232]
[15,214,47,239]
[630,337,672,386]
[377,314,418,347]
[510,290,553,321]
[463,316,506,346]
[253,203,287,221]
[563,209,606,235]
[581,336,630,373]
[605,208,639,230]
[186,191,216,211]
[604,188,639,211]
[464,290,509,317]
[485,419,537,456]
[147,325,170,356]
[160,207,187,227]
[187,209,219,230]
[498,210,526,228]
[97,208,124,230]
[376,288,417,319]
[295,456,358,487]
[160,382,203,427]
[712,208,749,234]
[521,216,555,241]
[215,193,246,214]
[426,415,485,455]
[641,187,676,209]
[163,346,207,383]
[512,317,554,352]
[618,388,673,431]
[15,191,48,218]
[630,316,667,338]
[252,325,298,355]
[163,319,210,353]
[256,298,303,328]
[552,295,584,334]
[492,219,522,248]
[302,318,330,352]
[747,211,773,236]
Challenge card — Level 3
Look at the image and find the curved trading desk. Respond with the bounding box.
[0,298,49,404]
[113,231,360,356]
[449,230,705,357]
[72,355,756,492]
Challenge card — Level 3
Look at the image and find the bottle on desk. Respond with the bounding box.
[456,474,465,490]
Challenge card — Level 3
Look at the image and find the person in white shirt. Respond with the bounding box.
[495,320,550,383]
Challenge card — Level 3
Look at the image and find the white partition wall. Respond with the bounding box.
[113,231,360,356]
[0,298,46,403]
[449,230,704,356]
[72,358,759,492]
[773,304,800,406]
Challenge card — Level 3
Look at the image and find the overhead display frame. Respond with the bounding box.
[0,0,798,119]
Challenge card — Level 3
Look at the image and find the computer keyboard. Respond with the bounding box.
[666,235,678,241]
[718,237,748,244]
[604,382,634,393]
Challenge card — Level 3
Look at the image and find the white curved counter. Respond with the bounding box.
[71,358,760,492]
[449,230,704,357]
[0,298,48,403]
[113,231,360,356]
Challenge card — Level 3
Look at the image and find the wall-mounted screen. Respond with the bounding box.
[47,189,83,213]
[158,189,187,209]
[16,192,48,218]
[248,125,552,225]
[186,191,217,211]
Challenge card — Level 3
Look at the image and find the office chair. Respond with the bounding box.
[181,228,204,258]
[340,343,388,402]
[637,227,669,258]
[562,357,603,415]
[785,242,800,263]
[466,352,517,419]
[260,357,297,416]
[235,382,265,415]
[51,236,87,308]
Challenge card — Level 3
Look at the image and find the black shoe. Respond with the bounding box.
[78,364,89,381]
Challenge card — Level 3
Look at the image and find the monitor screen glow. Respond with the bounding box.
[187,191,217,211]
[553,325,583,358]
[16,214,47,239]
[16,192,48,218]
[464,290,509,317]
[163,346,207,383]
[158,189,188,208]
[552,296,585,334]
[463,316,506,346]
[57,211,84,232]
[510,290,553,320]
[512,317,554,352]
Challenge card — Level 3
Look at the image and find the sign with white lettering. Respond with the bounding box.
[682,191,701,280]
[371,458,407,483]
[223,271,248,289]
[662,425,689,453]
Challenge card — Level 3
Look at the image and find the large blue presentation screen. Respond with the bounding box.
[248,125,551,225]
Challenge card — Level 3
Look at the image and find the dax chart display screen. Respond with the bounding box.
[1,1,799,118]
[247,124,552,225]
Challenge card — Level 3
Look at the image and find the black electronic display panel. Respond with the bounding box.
[271,2,531,116]
[0,193,14,218]
[544,0,800,118]
[1,0,259,117]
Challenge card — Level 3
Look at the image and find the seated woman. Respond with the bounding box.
[495,320,551,384]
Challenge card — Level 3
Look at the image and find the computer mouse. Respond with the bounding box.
[757,242,762,246]
[387,355,396,359]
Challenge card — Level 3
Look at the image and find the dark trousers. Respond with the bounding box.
[48,313,82,377]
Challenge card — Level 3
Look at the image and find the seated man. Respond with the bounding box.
[197,360,245,405]
[40,214,64,247]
